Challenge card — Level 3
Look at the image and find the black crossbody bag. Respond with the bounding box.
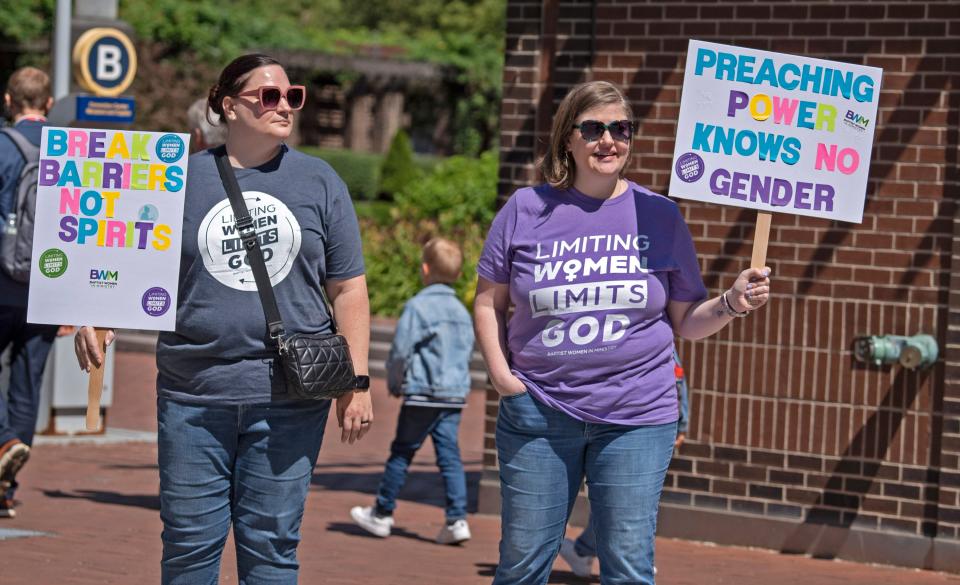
[214,146,357,400]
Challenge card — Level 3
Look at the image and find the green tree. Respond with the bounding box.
[4,0,506,155]
[378,130,419,198]
[0,0,53,45]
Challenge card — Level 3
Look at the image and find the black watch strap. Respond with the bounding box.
[353,375,370,391]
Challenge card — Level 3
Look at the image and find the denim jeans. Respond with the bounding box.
[375,405,467,522]
[157,396,330,585]
[574,518,598,558]
[493,391,676,585]
[0,307,57,499]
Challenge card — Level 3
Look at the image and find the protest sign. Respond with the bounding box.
[670,40,882,265]
[25,128,188,428]
[27,127,188,329]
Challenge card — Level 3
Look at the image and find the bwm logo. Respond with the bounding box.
[89,269,119,288]
[843,110,870,132]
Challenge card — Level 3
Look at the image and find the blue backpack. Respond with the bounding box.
[0,128,41,283]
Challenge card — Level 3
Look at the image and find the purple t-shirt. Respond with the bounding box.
[477,181,707,425]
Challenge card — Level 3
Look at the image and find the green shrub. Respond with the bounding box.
[353,200,393,224]
[378,130,420,198]
[299,145,439,202]
[393,151,499,230]
[300,146,382,201]
[361,218,487,316]
[362,151,499,316]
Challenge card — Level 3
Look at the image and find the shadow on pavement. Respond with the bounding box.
[311,459,483,470]
[326,521,438,544]
[474,563,597,584]
[102,463,159,471]
[311,469,482,513]
[42,489,160,511]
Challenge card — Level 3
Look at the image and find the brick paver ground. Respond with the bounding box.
[1,350,959,584]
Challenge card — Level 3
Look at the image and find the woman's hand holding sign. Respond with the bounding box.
[74,325,116,430]
[667,267,773,340]
[74,326,116,372]
[729,266,772,312]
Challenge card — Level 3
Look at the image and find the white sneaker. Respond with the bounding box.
[559,537,594,578]
[436,519,471,544]
[350,505,393,538]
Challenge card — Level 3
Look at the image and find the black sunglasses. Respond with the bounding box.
[572,119,634,142]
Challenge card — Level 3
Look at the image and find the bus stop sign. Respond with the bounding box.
[72,27,137,97]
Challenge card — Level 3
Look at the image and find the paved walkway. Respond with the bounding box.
[2,350,959,584]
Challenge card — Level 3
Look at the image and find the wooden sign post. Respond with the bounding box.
[85,329,109,430]
[751,211,772,269]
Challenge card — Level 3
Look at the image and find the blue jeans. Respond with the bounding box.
[0,306,57,499]
[375,405,467,522]
[494,392,676,585]
[574,519,598,558]
[157,396,330,585]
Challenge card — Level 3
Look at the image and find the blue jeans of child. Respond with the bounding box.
[157,396,330,585]
[493,391,676,585]
[0,307,57,499]
[574,519,598,557]
[375,405,467,522]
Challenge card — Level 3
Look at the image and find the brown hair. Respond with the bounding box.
[537,81,634,190]
[206,53,282,124]
[423,237,463,284]
[5,67,51,111]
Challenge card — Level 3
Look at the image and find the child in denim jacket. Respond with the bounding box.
[350,237,476,544]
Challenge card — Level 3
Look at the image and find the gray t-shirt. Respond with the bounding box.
[156,145,365,404]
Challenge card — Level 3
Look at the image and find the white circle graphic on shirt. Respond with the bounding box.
[197,191,302,291]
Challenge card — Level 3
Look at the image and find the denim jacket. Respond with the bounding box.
[386,284,475,403]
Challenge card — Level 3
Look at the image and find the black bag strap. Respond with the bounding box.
[212,146,339,340]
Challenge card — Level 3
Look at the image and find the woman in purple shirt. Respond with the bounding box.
[474,81,771,584]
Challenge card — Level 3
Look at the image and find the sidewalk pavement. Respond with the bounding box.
[2,350,959,584]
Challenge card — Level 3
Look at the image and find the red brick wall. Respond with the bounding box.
[484,0,960,570]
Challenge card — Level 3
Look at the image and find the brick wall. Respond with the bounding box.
[482,0,960,571]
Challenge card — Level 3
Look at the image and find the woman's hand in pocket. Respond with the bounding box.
[493,373,527,398]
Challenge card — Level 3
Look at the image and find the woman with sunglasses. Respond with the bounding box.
[475,80,772,584]
[75,54,372,584]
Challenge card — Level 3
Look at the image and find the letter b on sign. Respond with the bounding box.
[96,45,122,81]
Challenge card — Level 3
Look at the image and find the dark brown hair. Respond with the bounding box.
[206,54,282,124]
[5,67,51,111]
[537,81,634,190]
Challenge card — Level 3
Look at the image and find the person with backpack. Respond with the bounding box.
[0,66,60,519]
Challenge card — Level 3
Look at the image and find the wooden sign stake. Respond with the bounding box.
[751,211,772,269]
[86,328,108,431]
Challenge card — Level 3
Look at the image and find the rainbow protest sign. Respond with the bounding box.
[670,40,882,224]
[27,127,188,330]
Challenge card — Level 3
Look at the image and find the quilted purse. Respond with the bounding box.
[214,147,357,400]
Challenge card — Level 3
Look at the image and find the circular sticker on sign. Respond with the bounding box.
[138,204,159,221]
[197,192,302,291]
[38,248,68,278]
[156,134,185,163]
[675,152,705,183]
[142,287,171,317]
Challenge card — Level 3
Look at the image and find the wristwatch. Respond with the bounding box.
[353,375,371,392]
